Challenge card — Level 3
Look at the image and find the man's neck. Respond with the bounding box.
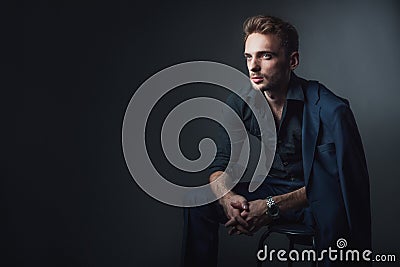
[264,88,287,107]
[263,79,290,108]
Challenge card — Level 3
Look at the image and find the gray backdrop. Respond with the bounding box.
[5,0,399,266]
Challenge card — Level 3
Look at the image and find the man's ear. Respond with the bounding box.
[289,51,299,70]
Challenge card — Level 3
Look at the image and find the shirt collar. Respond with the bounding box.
[286,73,304,102]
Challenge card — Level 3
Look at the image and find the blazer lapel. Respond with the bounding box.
[302,81,321,187]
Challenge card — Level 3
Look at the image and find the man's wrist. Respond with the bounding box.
[265,196,280,220]
[218,191,235,205]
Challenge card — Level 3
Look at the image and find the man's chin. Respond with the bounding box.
[251,82,269,92]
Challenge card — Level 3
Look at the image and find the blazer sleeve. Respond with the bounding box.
[331,104,372,249]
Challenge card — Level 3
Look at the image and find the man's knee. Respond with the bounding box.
[185,202,225,225]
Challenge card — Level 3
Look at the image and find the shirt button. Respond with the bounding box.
[278,140,282,144]
[283,161,289,166]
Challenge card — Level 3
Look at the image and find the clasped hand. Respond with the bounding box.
[220,195,272,236]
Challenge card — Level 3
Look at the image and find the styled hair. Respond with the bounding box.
[243,15,299,56]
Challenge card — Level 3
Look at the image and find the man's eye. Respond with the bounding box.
[244,55,252,60]
[263,53,272,59]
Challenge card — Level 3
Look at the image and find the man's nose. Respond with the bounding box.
[249,58,261,72]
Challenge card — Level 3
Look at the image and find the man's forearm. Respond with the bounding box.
[209,172,307,212]
[272,186,308,212]
[209,171,236,203]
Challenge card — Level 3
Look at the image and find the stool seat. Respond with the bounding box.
[267,223,314,235]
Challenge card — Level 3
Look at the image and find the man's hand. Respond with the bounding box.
[229,199,272,234]
[219,194,251,235]
[242,199,273,233]
[208,171,252,235]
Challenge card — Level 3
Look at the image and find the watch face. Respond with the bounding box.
[269,205,279,217]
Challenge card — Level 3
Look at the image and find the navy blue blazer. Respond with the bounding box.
[301,78,371,251]
[210,74,372,251]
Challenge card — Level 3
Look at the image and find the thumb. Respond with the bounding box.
[230,200,249,211]
[230,201,243,209]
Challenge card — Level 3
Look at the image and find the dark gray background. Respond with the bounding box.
[4,0,399,266]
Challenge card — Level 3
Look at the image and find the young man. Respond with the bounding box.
[183,15,371,267]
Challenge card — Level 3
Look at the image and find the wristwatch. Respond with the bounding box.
[266,196,280,220]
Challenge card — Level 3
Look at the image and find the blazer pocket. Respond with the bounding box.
[316,142,335,153]
[316,142,339,179]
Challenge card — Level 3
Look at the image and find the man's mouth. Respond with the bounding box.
[251,76,264,84]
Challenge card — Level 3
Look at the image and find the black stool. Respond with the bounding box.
[257,224,316,267]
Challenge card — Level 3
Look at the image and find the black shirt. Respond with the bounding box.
[209,74,305,182]
[268,76,304,181]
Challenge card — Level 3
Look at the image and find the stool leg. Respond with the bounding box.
[257,230,272,267]
[311,236,316,267]
[288,236,294,267]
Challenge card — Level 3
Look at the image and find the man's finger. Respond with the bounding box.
[225,218,237,228]
[240,210,249,218]
[225,215,249,228]
[228,227,235,235]
[234,215,249,228]
[228,227,241,235]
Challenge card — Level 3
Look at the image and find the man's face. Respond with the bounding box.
[244,33,292,92]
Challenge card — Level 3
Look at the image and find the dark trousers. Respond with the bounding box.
[181,176,312,267]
